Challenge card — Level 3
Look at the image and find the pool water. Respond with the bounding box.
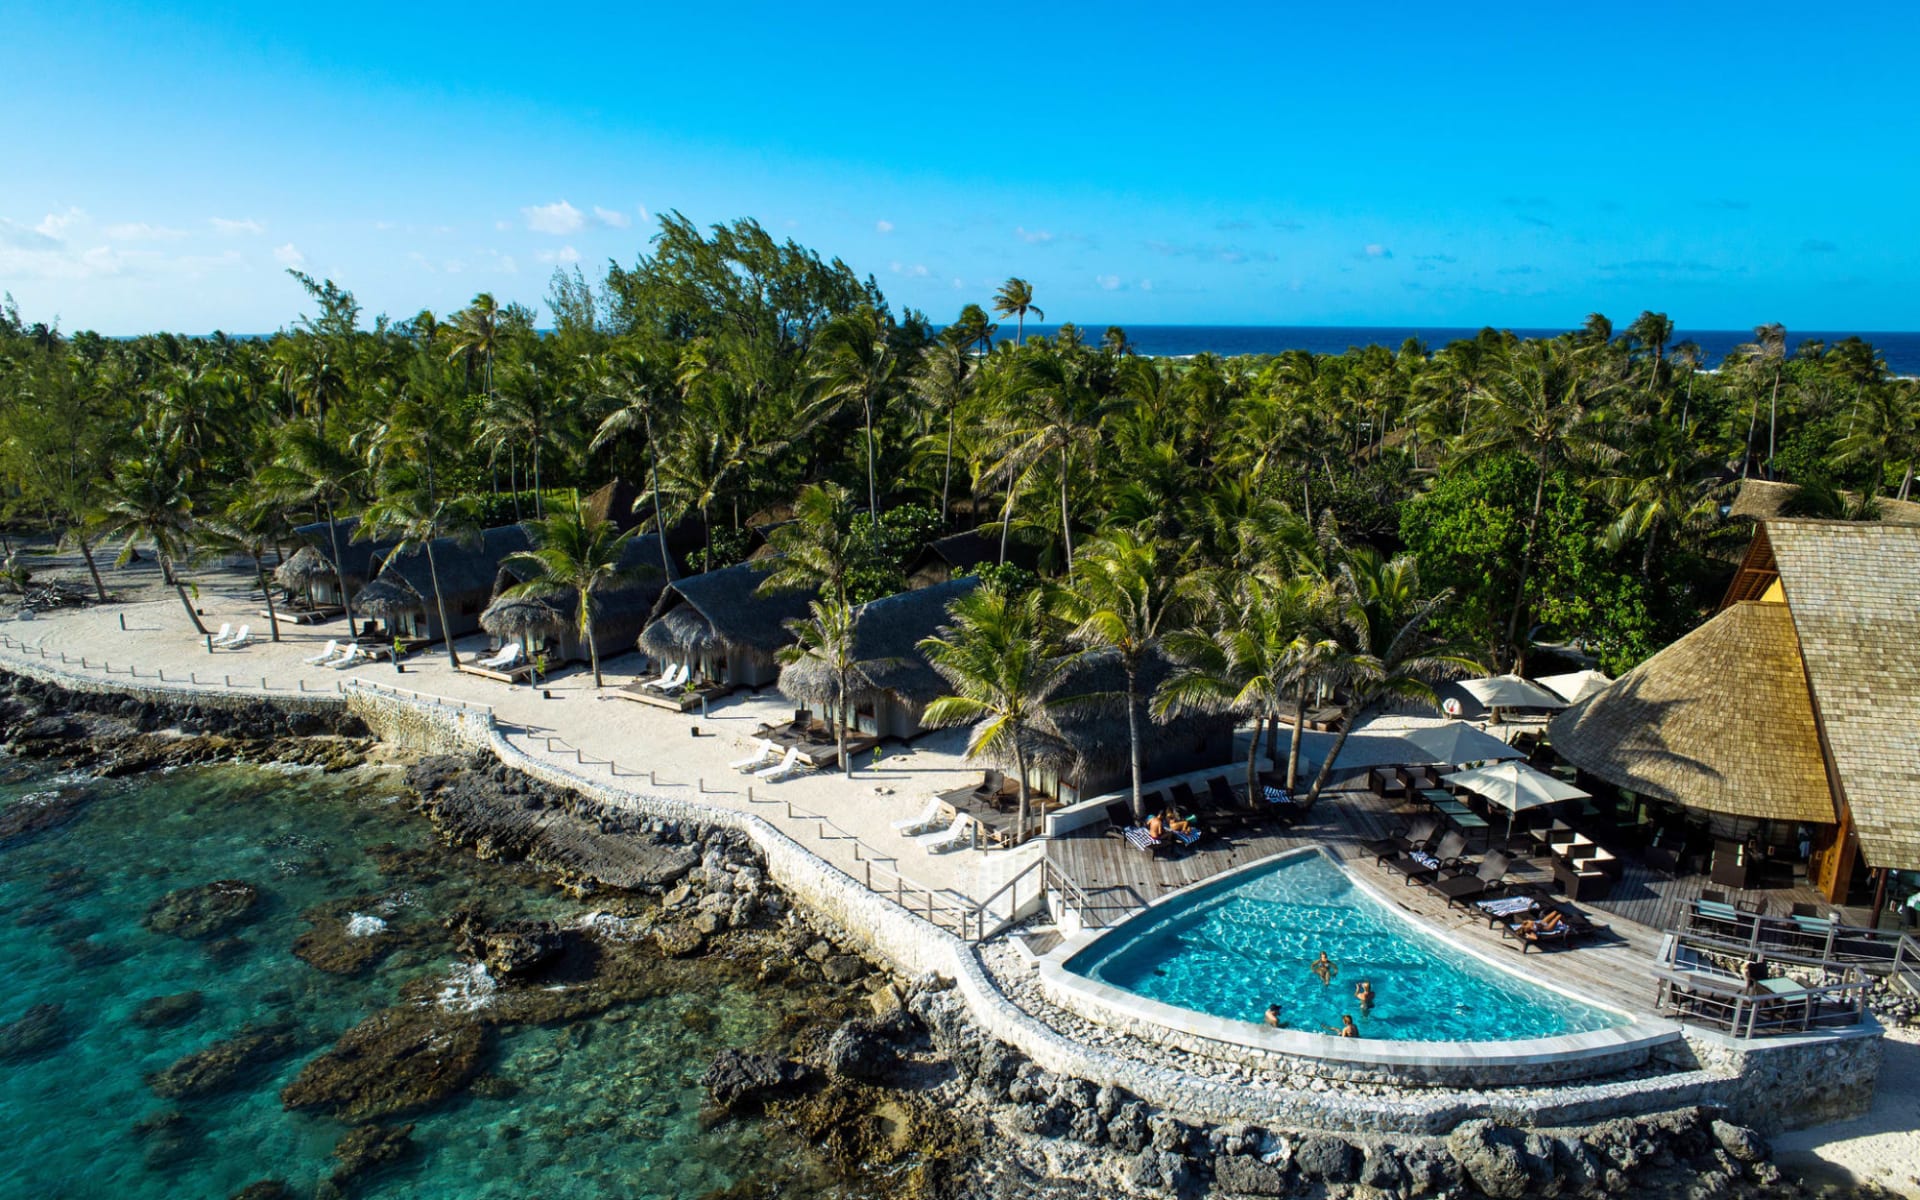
[1066,851,1626,1042]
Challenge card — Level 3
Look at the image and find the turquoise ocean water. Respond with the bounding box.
[1068,851,1625,1042]
[0,757,838,1199]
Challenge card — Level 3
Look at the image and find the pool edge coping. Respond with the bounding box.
[1037,845,1683,1072]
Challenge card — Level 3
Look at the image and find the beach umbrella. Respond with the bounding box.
[1396,721,1527,767]
[1459,674,1568,713]
[1440,761,1591,840]
[1535,669,1612,705]
[480,591,569,649]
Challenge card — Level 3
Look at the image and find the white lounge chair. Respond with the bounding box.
[639,660,678,687]
[329,645,369,670]
[474,643,524,671]
[730,739,779,772]
[649,662,689,692]
[303,639,341,665]
[223,625,252,649]
[754,746,804,782]
[207,623,234,646]
[891,797,948,836]
[917,813,978,854]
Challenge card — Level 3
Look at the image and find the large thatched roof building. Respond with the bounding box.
[778,576,979,739]
[1551,518,1920,903]
[1726,478,1920,526]
[638,561,816,688]
[905,527,1040,589]
[288,518,397,606]
[1028,647,1239,805]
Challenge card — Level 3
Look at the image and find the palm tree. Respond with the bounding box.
[758,481,861,604]
[989,345,1125,569]
[1299,552,1480,807]
[1594,416,1726,572]
[196,482,292,642]
[1057,530,1182,820]
[1625,310,1675,395]
[257,418,367,640]
[95,448,208,635]
[1737,323,1787,480]
[778,597,868,777]
[918,584,1072,845]
[589,345,678,580]
[992,278,1043,347]
[813,306,906,544]
[361,467,481,669]
[501,501,644,688]
[1834,380,1920,500]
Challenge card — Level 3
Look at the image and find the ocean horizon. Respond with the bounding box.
[979,324,1920,374]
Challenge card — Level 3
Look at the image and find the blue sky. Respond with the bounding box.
[4,2,1918,334]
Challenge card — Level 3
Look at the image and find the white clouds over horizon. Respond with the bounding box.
[211,217,265,235]
[273,242,305,267]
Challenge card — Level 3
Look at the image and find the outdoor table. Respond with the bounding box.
[1432,799,1490,850]
[1418,788,1453,809]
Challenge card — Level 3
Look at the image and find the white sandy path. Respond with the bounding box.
[1,584,1048,915]
[1773,1023,1920,1197]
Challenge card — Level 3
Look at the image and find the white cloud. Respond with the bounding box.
[523,200,584,234]
[210,217,265,235]
[593,205,631,229]
[1364,243,1392,258]
[951,277,965,290]
[536,245,581,265]
[889,261,930,278]
[105,222,187,242]
[273,242,306,268]
[495,219,513,232]
[1139,279,1154,291]
[875,219,894,235]
[1096,274,1123,291]
[374,220,396,232]
[1016,226,1054,245]
[35,208,87,238]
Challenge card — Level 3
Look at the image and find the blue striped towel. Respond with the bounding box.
[1263,784,1297,807]
[1410,851,1440,870]
[1172,827,1202,845]
[1123,826,1160,851]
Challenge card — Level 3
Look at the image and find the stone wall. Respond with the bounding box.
[1671,1023,1885,1133]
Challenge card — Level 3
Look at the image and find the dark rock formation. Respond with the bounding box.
[447,909,563,978]
[143,880,262,940]
[228,1182,291,1200]
[148,1020,302,1099]
[133,991,205,1029]
[0,789,88,847]
[131,1109,202,1172]
[702,1048,812,1112]
[0,1002,71,1061]
[331,1123,417,1190]
[281,1006,486,1121]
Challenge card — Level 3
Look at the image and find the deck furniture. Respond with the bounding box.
[1382,830,1467,885]
[1122,825,1168,856]
[730,739,780,772]
[207,623,234,645]
[891,797,949,836]
[1430,850,1513,909]
[754,746,804,782]
[302,639,342,665]
[1365,815,1439,865]
[918,813,978,854]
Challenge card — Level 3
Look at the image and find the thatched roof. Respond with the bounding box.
[375,525,532,602]
[581,479,644,527]
[481,592,568,640]
[1728,478,1920,526]
[274,545,332,589]
[493,534,676,621]
[906,527,1040,580]
[289,518,394,585]
[1764,520,1920,868]
[639,561,816,660]
[1032,647,1235,777]
[353,576,425,619]
[778,576,980,709]
[1548,601,1835,825]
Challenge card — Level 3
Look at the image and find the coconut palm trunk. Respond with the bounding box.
[254,551,281,642]
[1244,714,1264,808]
[579,588,602,687]
[1125,669,1146,821]
[1285,677,1309,790]
[1503,469,1548,670]
[76,535,107,603]
[423,538,460,668]
[324,503,358,640]
[164,552,210,636]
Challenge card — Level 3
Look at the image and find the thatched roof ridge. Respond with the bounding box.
[1765,519,1920,868]
[1728,478,1920,526]
[907,526,1041,579]
[639,560,816,660]
[375,525,532,602]
[493,533,677,621]
[778,576,981,709]
[1548,601,1834,825]
[289,518,395,584]
[481,592,568,640]
[353,576,424,619]
[1032,647,1233,777]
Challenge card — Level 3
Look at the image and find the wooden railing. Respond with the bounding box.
[1679,905,1906,972]
[1893,933,1920,999]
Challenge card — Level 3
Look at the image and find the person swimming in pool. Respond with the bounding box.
[1264,1004,1283,1028]
[1338,1014,1358,1038]
[1310,951,1337,986]
[1353,979,1375,1013]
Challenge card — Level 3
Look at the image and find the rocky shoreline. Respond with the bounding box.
[0,669,1867,1199]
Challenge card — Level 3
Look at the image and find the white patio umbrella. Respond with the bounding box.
[1440,761,1591,840]
[1535,669,1612,705]
[1459,673,1568,714]
[1396,720,1527,767]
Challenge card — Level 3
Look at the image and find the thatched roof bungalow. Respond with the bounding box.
[1551,518,1920,905]
[778,576,979,740]
[638,561,816,688]
[287,518,396,607]
[1726,478,1920,526]
[1026,647,1239,805]
[905,527,1040,589]
[483,534,679,664]
[355,525,532,643]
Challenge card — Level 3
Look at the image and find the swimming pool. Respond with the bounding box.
[1061,849,1628,1043]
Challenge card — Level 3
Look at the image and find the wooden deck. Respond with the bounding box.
[1047,789,1680,1016]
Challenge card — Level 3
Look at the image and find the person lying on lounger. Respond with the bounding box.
[1310,951,1337,986]
[1146,813,1165,840]
[1517,910,1566,940]
[1162,808,1193,835]
[1353,980,1375,1013]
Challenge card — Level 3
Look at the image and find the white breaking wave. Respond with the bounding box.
[435,960,496,1013]
[345,913,388,938]
[576,910,645,942]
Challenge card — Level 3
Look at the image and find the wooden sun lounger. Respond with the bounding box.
[460,661,534,684]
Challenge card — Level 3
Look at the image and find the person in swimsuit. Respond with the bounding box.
[1353,979,1375,1013]
[1163,808,1193,834]
[1338,1014,1358,1038]
[1311,951,1336,986]
[1146,813,1164,840]
[1264,1004,1282,1028]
